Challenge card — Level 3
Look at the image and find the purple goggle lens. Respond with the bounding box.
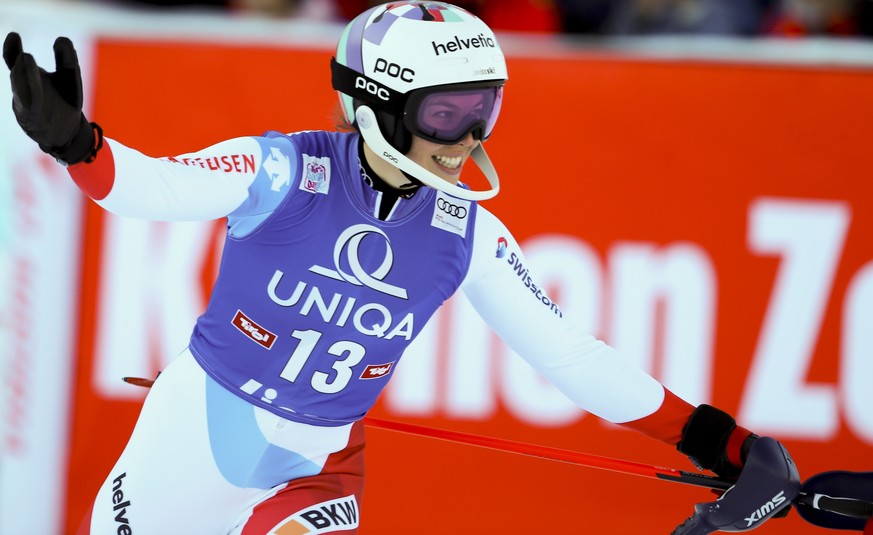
[406,85,504,145]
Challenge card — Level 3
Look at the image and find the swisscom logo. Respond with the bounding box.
[495,237,508,258]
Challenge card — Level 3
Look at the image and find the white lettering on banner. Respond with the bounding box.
[88,196,873,445]
[843,262,873,442]
[387,236,605,422]
[739,199,849,438]
[382,309,440,414]
[94,216,222,398]
[609,242,716,406]
[386,236,714,425]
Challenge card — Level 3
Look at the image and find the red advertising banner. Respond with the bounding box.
[61,37,873,534]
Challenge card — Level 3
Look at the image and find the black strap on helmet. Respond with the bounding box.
[330,58,405,115]
[331,57,414,152]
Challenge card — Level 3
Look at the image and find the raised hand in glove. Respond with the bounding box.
[3,32,101,165]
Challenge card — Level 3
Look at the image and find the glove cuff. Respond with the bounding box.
[52,116,102,165]
[677,404,755,478]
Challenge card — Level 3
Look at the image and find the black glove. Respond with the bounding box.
[677,404,757,479]
[671,437,800,535]
[3,32,101,165]
[676,405,795,522]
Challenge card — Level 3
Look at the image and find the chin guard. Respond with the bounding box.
[355,105,500,201]
[672,437,801,535]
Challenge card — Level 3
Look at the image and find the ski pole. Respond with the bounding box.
[363,416,873,530]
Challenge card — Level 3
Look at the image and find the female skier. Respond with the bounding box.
[3,2,797,533]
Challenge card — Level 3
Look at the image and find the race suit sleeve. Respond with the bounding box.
[460,207,694,445]
[66,135,298,229]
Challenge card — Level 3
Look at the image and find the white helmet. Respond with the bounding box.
[331,1,508,200]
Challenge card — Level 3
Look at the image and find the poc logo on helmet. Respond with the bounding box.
[374,58,415,83]
[355,76,390,101]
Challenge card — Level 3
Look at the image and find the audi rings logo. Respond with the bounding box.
[437,197,468,219]
[431,191,471,237]
[309,224,409,299]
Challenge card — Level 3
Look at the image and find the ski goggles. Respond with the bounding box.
[331,58,505,145]
[404,83,504,145]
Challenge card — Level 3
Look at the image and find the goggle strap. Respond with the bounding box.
[330,58,405,115]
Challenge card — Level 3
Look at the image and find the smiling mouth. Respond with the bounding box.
[433,154,463,170]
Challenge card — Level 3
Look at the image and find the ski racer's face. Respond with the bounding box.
[405,132,479,185]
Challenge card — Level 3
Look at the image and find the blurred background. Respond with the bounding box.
[1,0,873,533]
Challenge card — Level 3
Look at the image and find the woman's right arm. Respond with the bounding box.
[68,134,298,222]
